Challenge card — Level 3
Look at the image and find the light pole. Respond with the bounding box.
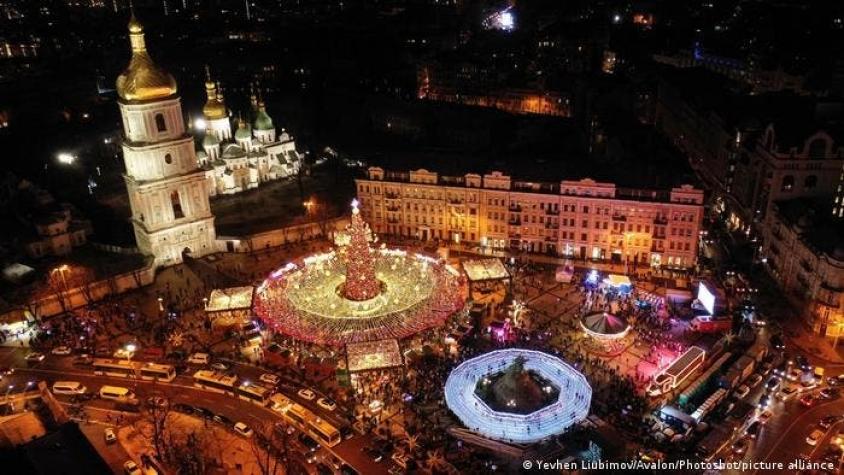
[51,265,70,288]
[125,343,137,364]
[4,384,13,404]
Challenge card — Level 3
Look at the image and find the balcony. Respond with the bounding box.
[509,218,522,226]
[387,217,400,224]
[448,198,464,205]
[653,216,668,225]
[509,204,522,212]
[385,192,400,200]
[545,208,560,216]
[545,221,557,229]
[612,214,627,221]
[386,205,401,212]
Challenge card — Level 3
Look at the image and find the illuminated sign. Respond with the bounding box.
[698,283,716,315]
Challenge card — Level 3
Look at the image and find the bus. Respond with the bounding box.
[93,358,138,378]
[282,403,310,427]
[307,418,341,447]
[237,382,272,406]
[139,363,177,383]
[269,394,291,413]
[193,370,237,394]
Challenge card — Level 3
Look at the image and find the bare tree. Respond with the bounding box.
[249,420,292,475]
[143,394,174,460]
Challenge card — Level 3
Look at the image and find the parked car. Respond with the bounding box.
[806,429,825,446]
[800,394,816,408]
[747,374,764,388]
[210,362,230,371]
[757,410,773,424]
[732,437,750,455]
[213,414,234,426]
[362,445,384,463]
[735,385,751,399]
[746,421,762,439]
[25,352,45,363]
[73,355,93,366]
[104,427,117,444]
[172,403,195,414]
[765,377,780,392]
[297,388,316,401]
[51,346,72,355]
[259,373,280,386]
[0,367,13,376]
[113,348,135,360]
[820,388,840,400]
[187,353,210,365]
[298,433,320,452]
[123,460,142,475]
[234,422,254,438]
[819,415,843,429]
[317,397,337,411]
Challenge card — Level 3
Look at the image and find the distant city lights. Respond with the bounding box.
[56,152,76,165]
[484,7,516,32]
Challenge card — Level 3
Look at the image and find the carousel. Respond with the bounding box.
[580,311,633,355]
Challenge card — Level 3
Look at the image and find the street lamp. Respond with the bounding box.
[51,264,70,286]
[4,384,13,404]
[194,118,207,131]
[56,153,76,165]
[125,343,137,363]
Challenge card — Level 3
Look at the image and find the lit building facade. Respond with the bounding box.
[356,167,704,269]
[117,16,216,266]
[762,199,844,338]
[196,70,302,196]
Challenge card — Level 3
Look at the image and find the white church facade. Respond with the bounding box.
[196,69,302,197]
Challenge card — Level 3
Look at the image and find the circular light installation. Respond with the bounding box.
[445,349,591,444]
[580,311,631,340]
[254,203,466,346]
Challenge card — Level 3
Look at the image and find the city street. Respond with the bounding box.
[0,346,392,475]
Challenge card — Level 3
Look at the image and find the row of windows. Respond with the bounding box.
[781,175,818,192]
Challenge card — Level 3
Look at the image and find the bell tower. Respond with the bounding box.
[117,14,216,266]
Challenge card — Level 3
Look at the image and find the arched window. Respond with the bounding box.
[805,175,818,189]
[170,190,184,219]
[808,138,827,160]
[155,113,167,132]
[164,153,172,165]
[781,175,795,192]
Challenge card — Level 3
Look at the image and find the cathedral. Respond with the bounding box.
[197,68,302,196]
[115,15,302,266]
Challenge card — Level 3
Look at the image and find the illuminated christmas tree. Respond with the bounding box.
[342,199,381,301]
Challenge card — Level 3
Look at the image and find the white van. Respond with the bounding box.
[99,385,136,401]
[52,381,87,395]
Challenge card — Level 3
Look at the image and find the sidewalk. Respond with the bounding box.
[781,318,844,366]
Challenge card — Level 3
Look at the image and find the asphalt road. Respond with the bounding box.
[0,347,394,475]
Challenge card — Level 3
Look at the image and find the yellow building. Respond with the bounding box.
[356,167,704,269]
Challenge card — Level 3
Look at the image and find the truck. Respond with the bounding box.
[719,355,756,389]
[690,315,733,333]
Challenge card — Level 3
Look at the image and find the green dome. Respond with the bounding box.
[202,133,219,147]
[253,106,274,131]
[235,121,252,140]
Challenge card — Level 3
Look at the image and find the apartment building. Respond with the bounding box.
[356,167,704,269]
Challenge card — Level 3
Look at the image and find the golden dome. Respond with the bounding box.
[115,16,178,102]
[202,69,227,121]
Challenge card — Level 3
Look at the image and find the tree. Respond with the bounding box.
[425,448,448,473]
[248,420,291,475]
[143,394,174,460]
